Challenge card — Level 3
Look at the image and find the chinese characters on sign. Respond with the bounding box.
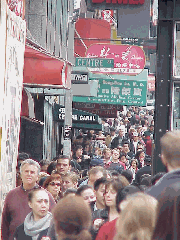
[73,78,147,106]
[86,44,145,75]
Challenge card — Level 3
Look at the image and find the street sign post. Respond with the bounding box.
[75,57,114,68]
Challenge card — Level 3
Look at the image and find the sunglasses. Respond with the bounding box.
[49,182,61,186]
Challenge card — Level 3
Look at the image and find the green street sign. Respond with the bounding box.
[73,78,147,106]
[75,57,114,68]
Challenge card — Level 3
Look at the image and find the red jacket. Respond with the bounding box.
[95,218,118,240]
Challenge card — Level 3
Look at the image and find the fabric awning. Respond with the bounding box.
[23,45,71,88]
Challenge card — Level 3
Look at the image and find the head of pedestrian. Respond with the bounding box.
[14,187,52,239]
[94,177,107,210]
[43,174,62,202]
[160,130,180,172]
[118,126,125,137]
[76,185,96,206]
[20,159,40,190]
[53,195,92,240]
[56,155,71,176]
[61,171,79,193]
[88,166,107,188]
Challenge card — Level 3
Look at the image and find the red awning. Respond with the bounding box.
[23,45,70,88]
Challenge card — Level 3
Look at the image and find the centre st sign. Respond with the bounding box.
[86,44,145,75]
[73,78,147,106]
[75,57,114,69]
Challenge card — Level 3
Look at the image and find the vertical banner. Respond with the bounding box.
[1,4,26,199]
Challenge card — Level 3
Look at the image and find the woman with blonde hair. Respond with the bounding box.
[115,192,157,240]
[53,195,92,240]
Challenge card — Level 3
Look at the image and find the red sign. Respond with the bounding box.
[148,75,155,91]
[102,10,114,24]
[7,0,25,18]
[92,0,144,4]
[86,44,145,75]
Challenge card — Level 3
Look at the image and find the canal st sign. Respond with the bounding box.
[86,44,145,75]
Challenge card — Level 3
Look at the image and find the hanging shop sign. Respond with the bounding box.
[73,102,123,118]
[86,0,144,10]
[86,44,145,75]
[53,104,101,124]
[73,78,147,106]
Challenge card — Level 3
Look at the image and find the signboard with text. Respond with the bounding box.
[86,0,145,10]
[73,78,147,106]
[75,57,114,70]
[71,71,88,84]
[86,44,145,75]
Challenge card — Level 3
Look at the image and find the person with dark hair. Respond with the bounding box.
[151,172,166,185]
[94,177,107,210]
[53,196,92,240]
[1,159,56,240]
[152,184,180,240]
[76,185,96,207]
[39,159,51,173]
[135,155,152,185]
[71,145,91,171]
[14,188,52,240]
[47,161,57,175]
[63,188,77,197]
[95,178,129,240]
[128,158,138,180]
[121,141,134,159]
[121,169,133,184]
[135,150,146,169]
[56,155,71,176]
[107,148,124,174]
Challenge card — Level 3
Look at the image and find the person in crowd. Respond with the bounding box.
[47,161,57,175]
[71,145,91,171]
[79,166,107,188]
[139,174,152,191]
[135,155,152,185]
[119,153,128,169]
[43,174,62,202]
[93,147,103,160]
[16,152,30,187]
[56,155,71,176]
[128,158,138,180]
[14,188,52,240]
[143,131,152,156]
[107,148,124,174]
[102,148,112,169]
[94,177,107,210]
[95,178,129,240]
[151,172,166,185]
[121,141,134,159]
[115,192,157,240]
[39,159,51,173]
[76,185,96,210]
[111,126,127,149]
[135,150,146,169]
[121,169,133,184]
[61,171,79,193]
[129,131,140,154]
[53,196,92,240]
[63,188,77,197]
[152,184,180,240]
[146,130,180,200]
[1,159,56,240]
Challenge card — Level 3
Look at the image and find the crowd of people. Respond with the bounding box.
[2,106,180,239]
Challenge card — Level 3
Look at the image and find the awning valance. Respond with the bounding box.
[23,45,71,88]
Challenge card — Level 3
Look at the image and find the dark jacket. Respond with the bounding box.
[111,136,127,149]
[14,223,49,240]
[146,169,180,200]
[135,165,151,185]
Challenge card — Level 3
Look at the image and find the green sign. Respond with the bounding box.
[73,78,147,106]
[75,57,114,68]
